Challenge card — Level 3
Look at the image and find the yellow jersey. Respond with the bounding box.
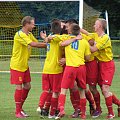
[10,30,38,72]
[81,33,95,62]
[43,34,64,74]
[89,33,113,61]
[51,34,91,66]
[81,33,92,41]
[64,35,91,67]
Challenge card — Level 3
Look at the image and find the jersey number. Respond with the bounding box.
[71,40,79,50]
[47,43,50,51]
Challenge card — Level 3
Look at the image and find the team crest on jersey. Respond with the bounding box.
[71,40,79,50]
[19,77,22,82]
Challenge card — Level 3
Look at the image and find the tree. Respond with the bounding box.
[84,0,120,38]
[17,1,79,23]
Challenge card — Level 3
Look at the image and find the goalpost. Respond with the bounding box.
[105,10,109,36]
[79,0,83,28]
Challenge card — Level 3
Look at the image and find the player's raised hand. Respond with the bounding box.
[40,31,47,39]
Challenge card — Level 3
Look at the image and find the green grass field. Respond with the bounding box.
[0,59,120,120]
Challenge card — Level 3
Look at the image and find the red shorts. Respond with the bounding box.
[98,60,115,86]
[61,66,86,89]
[10,68,31,85]
[42,73,63,92]
[86,60,98,86]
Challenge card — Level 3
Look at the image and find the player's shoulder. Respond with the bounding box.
[99,34,110,44]
[15,30,25,37]
[48,33,59,38]
[81,38,88,43]
[28,32,33,35]
[88,32,97,36]
[28,32,34,38]
[57,34,69,38]
[53,34,70,41]
[80,38,90,46]
[102,34,110,39]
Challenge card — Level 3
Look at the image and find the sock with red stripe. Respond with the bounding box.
[58,94,66,112]
[39,91,49,109]
[21,88,30,109]
[50,97,58,116]
[80,98,86,115]
[14,89,22,114]
[85,90,95,106]
[70,90,80,110]
[44,92,52,111]
[93,92,101,111]
[112,93,120,106]
[105,96,114,115]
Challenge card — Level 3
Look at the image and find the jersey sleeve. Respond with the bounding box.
[88,33,96,39]
[84,40,91,56]
[17,31,33,46]
[96,35,110,50]
[81,33,92,41]
[30,33,38,42]
[58,35,76,46]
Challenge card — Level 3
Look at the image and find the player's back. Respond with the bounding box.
[65,37,91,67]
[43,34,63,74]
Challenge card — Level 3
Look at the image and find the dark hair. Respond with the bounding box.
[70,23,80,36]
[60,20,66,23]
[51,20,61,34]
[60,19,68,34]
[60,25,68,35]
[66,19,78,25]
[21,16,34,26]
[51,18,60,23]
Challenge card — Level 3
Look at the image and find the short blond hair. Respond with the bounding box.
[97,18,107,31]
[21,16,34,26]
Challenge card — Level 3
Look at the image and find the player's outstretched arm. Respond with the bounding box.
[60,34,82,47]
[80,28,89,35]
[29,42,47,48]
